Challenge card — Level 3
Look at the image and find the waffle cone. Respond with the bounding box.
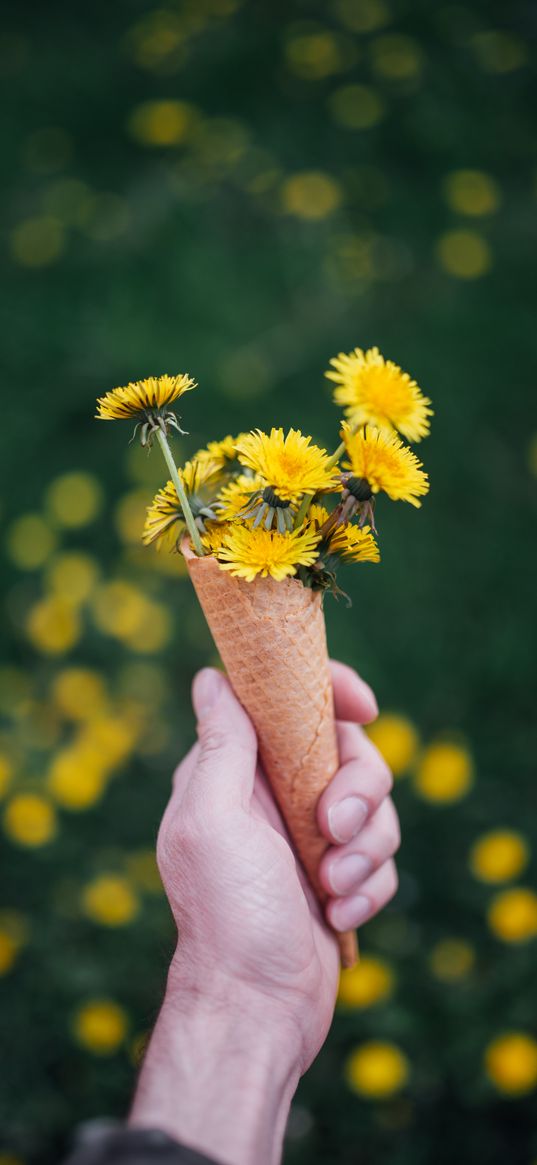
[183,540,358,968]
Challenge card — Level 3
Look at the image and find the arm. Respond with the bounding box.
[129,662,400,1165]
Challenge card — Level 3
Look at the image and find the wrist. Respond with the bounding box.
[129,959,301,1165]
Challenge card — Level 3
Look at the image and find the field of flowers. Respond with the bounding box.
[1,1,536,1162]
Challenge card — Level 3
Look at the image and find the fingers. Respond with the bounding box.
[318,798,400,897]
[330,660,378,725]
[317,726,393,844]
[188,668,258,810]
[326,858,399,932]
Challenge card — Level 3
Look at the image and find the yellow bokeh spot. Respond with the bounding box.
[472,31,527,74]
[78,715,137,768]
[485,1033,537,1096]
[414,741,473,803]
[0,755,13,799]
[436,230,492,279]
[125,849,163,894]
[367,714,419,777]
[3,794,57,847]
[92,581,172,652]
[443,170,500,217]
[72,999,128,1055]
[371,34,422,80]
[282,171,342,219]
[338,956,394,1008]
[429,938,475,982]
[51,668,108,721]
[46,472,103,528]
[114,490,148,544]
[47,751,107,811]
[285,31,350,80]
[45,553,100,604]
[10,216,64,267]
[0,932,19,975]
[128,100,197,146]
[487,888,537,944]
[26,596,80,655]
[345,1041,409,1098]
[6,514,58,570]
[329,84,385,130]
[470,830,529,884]
[335,0,390,33]
[82,874,140,926]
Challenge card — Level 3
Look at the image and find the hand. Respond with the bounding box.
[130,661,399,1165]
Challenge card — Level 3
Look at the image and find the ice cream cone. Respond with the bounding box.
[182,539,358,968]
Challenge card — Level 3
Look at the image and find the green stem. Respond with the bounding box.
[155,429,205,557]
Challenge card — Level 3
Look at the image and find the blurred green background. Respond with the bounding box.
[2,0,537,1162]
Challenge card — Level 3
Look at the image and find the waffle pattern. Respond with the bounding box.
[185,544,357,967]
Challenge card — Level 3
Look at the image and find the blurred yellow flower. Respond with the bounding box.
[335,0,390,33]
[46,472,103,528]
[436,230,492,279]
[72,999,128,1054]
[371,34,423,80]
[284,30,350,80]
[127,100,198,147]
[3,794,57,847]
[82,874,140,927]
[114,490,148,544]
[217,525,321,583]
[338,955,394,1008]
[414,741,473,803]
[0,932,19,975]
[6,514,58,570]
[485,1033,537,1096]
[472,30,527,74]
[470,830,529,884]
[26,596,81,655]
[443,170,500,217]
[51,668,108,721]
[10,216,64,267]
[47,750,107,811]
[345,1041,409,1097]
[125,849,163,895]
[0,755,13,799]
[328,347,432,442]
[79,715,137,767]
[329,84,385,130]
[281,172,342,220]
[92,580,148,638]
[429,938,475,982]
[487,888,537,943]
[367,714,419,777]
[45,553,100,604]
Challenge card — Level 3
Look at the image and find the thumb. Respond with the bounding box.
[191,668,258,808]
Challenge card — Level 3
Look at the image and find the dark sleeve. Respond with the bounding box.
[63,1127,222,1165]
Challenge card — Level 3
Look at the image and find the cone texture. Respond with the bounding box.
[183,542,357,967]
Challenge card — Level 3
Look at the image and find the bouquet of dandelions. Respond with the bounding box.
[96,347,432,967]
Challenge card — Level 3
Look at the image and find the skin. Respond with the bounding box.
[130,661,400,1165]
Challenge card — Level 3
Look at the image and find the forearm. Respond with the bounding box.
[129,965,300,1165]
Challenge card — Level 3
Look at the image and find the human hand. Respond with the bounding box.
[129,662,399,1165]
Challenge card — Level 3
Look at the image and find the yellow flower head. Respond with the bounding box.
[327,346,433,442]
[235,428,341,503]
[216,524,321,582]
[342,423,429,507]
[306,504,380,563]
[216,474,265,520]
[194,433,249,471]
[485,1032,537,1097]
[142,457,221,549]
[96,374,196,422]
[201,521,231,555]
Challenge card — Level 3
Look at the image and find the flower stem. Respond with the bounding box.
[293,438,347,530]
[155,429,205,557]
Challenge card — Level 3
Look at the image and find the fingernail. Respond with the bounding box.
[192,669,225,718]
[329,853,372,895]
[328,796,369,843]
[331,893,370,932]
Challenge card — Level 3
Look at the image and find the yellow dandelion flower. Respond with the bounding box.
[345,1041,409,1098]
[235,428,341,503]
[487,887,537,943]
[82,874,139,927]
[367,714,419,777]
[470,830,529,884]
[72,998,128,1055]
[414,741,473,803]
[96,373,195,422]
[216,474,265,520]
[338,956,395,1009]
[342,423,429,507]
[201,522,231,555]
[327,346,433,442]
[485,1033,537,1096]
[305,503,380,563]
[194,433,249,470]
[217,524,321,582]
[142,457,221,549]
